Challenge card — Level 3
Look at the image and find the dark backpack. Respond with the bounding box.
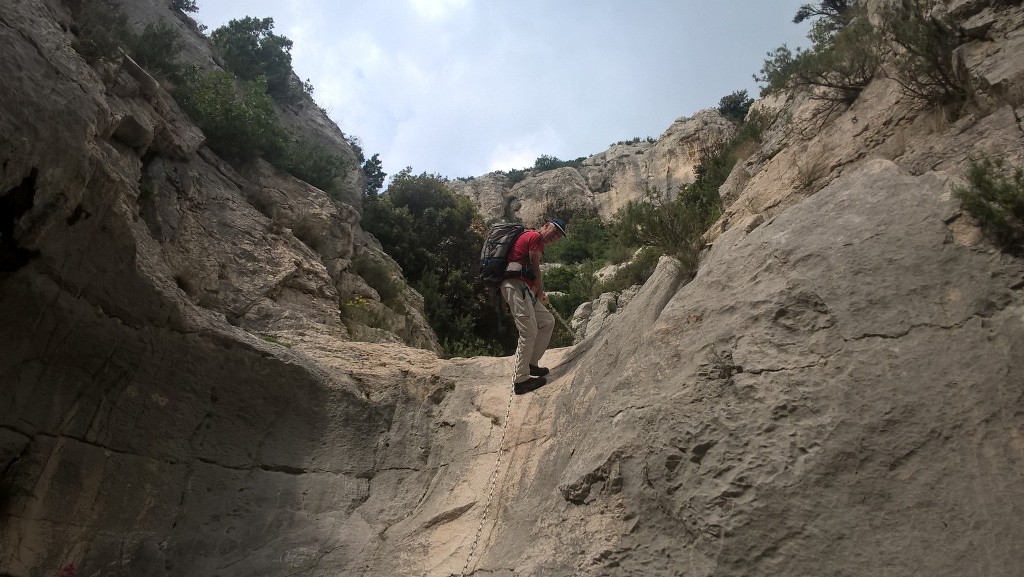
[479,222,527,290]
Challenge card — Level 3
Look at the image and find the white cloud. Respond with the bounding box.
[484,127,564,174]
[408,0,469,22]
[198,1,815,180]
[487,145,539,174]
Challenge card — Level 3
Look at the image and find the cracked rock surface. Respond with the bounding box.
[3,0,1024,576]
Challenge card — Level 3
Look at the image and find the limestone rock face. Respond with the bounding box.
[571,284,642,341]
[509,166,593,226]
[451,173,513,222]
[0,0,439,573]
[0,0,437,352]
[4,0,1024,576]
[451,109,737,226]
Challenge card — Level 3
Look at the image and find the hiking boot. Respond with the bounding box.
[514,376,546,395]
[529,364,550,377]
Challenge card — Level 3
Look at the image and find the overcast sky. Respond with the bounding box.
[193,1,812,181]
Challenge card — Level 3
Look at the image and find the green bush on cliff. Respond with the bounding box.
[955,157,1024,255]
[174,67,345,192]
[362,153,387,197]
[758,0,970,115]
[718,90,754,123]
[361,170,517,356]
[352,254,401,307]
[544,217,611,265]
[548,261,602,307]
[613,189,706,276]
[598,246,662,294]
[126,21,184,80]
[174,68,286,161]
[271,137,348,195]
[71,0,184,80]
[756,4,882,106]
[880,0,971,111]
[532,155,586,173]
[211,17,307,102]
[171,0,199,13]
[70,0,131,62]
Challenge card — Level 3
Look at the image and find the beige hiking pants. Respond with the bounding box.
[501,279,555,383]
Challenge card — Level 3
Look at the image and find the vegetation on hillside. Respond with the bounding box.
[174,69,283,161]
[756,1,882,116]
[955,157,1024,255]
[362,153,387,197]
[171,0,199,13]
[65,0,999,359]
[718,90,755,123]
[210,17,312,103]
[361,170,518,356]
[610,137,657,147]
[757,0,972,119]
[879,0,969,111]
[493,154,589,187]
[67,1,348,196]
[126,21,185,80]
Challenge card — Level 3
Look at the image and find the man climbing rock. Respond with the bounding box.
[501,218,567,394]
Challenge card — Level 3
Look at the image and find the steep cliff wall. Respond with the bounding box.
[3,0,1024,576]
[451,109,737,226]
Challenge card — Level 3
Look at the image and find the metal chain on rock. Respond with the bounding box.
[459,381,517,577]
[458,302,580,575]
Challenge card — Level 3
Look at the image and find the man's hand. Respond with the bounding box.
[538,290,549,304]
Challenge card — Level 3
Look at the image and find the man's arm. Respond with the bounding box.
[530,249,546,301]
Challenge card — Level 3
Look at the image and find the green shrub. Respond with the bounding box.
[755,45,801,98]
[613,189,705,276]
[353,254,402,306]
[271,137,347,195]
[611,137,656,146]
[793,0,853,35]
[70,0,131,62]
[444,336,505,358]
[606,243,636,265]
[532,155,586,173]
[174,68,286,161]
[341,295,388,330]
[126,21,183,80]
[954,157,1024,254]
[759,0,968,115]
[880,0,970,111]
[260,334,292,348]
[544,217,610,264]
[597,247,662,294]
[545,260,602,323]
[210,17,302,102]
[171,0,199,13]
[71,1,187,80]
[504,168,528,185]
[570,260,602,299]
[756,6,882,106]
[719,90,754,123]
[543,265,576,293]
[683,109,767,222]
[362,153,387,197]
[361,170,515,355]
[605,106,768,279]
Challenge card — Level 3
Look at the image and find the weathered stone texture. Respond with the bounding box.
[451,109,737,226]
[3,0,1024,576]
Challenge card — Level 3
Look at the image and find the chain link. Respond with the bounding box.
[459,382,517,576]
[459,298,573,575]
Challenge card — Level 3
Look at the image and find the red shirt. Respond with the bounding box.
[506,229,544,291]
